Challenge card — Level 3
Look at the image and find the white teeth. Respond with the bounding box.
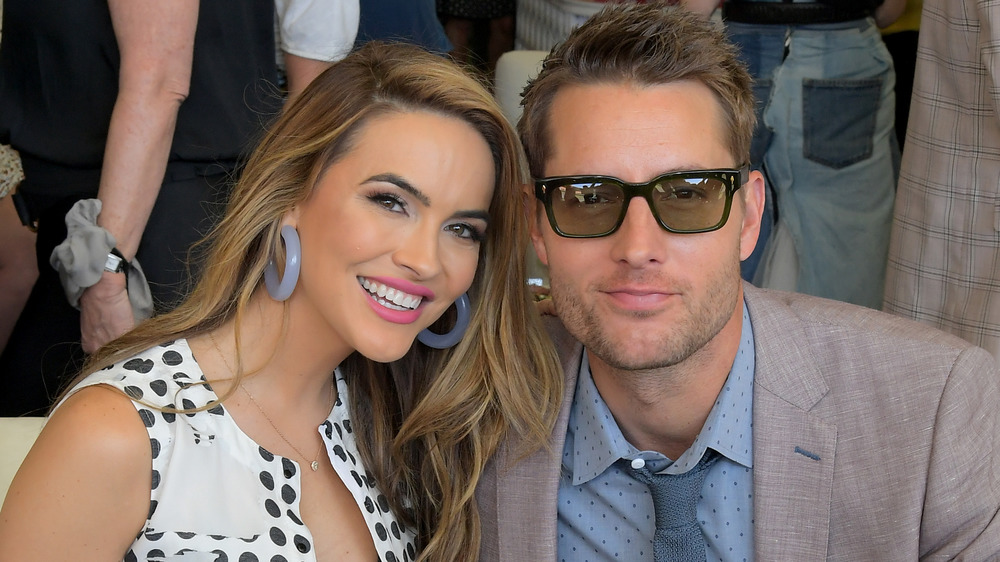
[378,298,409,311]
[392,292,419,308]
[358,277,422,311]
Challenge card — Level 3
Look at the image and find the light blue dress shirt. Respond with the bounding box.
[557,303,756,562]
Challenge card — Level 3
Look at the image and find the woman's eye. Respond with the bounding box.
[369,193,406,213]
[447,223,485,243]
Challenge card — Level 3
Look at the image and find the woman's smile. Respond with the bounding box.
[359,276,429,313]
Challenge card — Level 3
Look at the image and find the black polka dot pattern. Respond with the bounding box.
[320,375,418,560]
[65,339,417,560]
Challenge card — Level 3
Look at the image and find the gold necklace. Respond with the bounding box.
[241,384,328,471]
[207,331,332,472]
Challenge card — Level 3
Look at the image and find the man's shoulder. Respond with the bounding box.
[745,285,999,412]
[745,288,1000,560]
[744,285,978,355]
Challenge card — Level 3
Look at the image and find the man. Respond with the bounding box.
[476,4,1000,560]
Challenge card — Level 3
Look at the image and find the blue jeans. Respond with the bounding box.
[728,18,897,308]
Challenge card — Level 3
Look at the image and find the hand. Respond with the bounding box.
[531,285,556,317]
[873,0,906,28]
[79,272,134,353]
[535,296,556,317]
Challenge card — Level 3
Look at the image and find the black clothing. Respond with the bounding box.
[0,0,281,415]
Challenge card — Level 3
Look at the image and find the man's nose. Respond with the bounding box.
[609,198,666,266]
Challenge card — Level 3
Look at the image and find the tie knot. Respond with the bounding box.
[631,451,717,521]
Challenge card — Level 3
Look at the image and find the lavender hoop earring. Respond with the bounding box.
[264,225,301,301]
[417,293,471,349]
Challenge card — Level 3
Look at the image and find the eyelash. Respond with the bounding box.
[368,192,406,213]
[368,191,486,243]
[448,222,486,243]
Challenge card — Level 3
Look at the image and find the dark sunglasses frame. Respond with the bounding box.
[534,164,750,238]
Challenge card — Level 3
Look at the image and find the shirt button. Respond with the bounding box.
[630,458,646,469]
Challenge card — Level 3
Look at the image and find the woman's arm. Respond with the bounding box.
[0,386,152,560]
[275,0,359,99]
[679,0,721,18]
[79,0,199,353]
[283,53,334,101]
[874,0,906,28]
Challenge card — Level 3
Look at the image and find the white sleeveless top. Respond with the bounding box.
[67,339,417,562]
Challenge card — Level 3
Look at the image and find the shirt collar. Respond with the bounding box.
[564,301,755,485]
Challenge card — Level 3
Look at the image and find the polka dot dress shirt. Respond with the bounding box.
[557,304,756,562]
[66,339,418,562]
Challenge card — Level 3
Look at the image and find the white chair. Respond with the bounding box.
[0,417,46,507]
[494,50,551,287]
[494,50,548,126]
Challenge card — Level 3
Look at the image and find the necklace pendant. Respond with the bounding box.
[310,460,320,471]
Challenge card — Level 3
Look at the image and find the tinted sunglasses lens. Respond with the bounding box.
[549,182,625,236]
[652,175,730,232]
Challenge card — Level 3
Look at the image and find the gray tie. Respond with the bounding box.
[629,450,719,562]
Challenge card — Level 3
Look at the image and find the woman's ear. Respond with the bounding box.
[283,205,302,229]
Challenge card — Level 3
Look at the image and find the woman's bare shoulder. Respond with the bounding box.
[0,384,152,560]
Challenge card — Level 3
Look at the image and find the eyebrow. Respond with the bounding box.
[367,173,491,224]
[368,173,431,206]
[455,210,491,225]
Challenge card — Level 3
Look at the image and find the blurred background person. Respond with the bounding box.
[355,0,452,55]
[0,0,357,416]
[880,0,922,151]
[438,0,515,82]
[277,0,359,98]
[0,146,36,356]
[0,2,37,357]
[883,0,1000,361]
[684,0,904,309]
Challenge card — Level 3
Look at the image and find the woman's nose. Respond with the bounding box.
[393,225,443,279]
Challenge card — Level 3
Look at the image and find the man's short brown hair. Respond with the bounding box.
[519,3,756,179]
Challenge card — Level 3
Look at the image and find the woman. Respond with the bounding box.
[0,42,562,561]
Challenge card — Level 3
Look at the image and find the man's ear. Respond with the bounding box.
[738,169,765,262]
[523,187,549,266]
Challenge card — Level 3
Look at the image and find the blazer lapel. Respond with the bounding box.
[752,386,836,560]
[746,286,837,561]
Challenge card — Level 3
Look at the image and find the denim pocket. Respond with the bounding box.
[802,77,882,169]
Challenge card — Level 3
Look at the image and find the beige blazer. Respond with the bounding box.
[477,284,1000,560]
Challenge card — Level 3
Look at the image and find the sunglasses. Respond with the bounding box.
[534,164,750,238]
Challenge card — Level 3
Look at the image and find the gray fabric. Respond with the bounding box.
[49,198,154,323]
[477,284,1000,561]
[629,451,718,562]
